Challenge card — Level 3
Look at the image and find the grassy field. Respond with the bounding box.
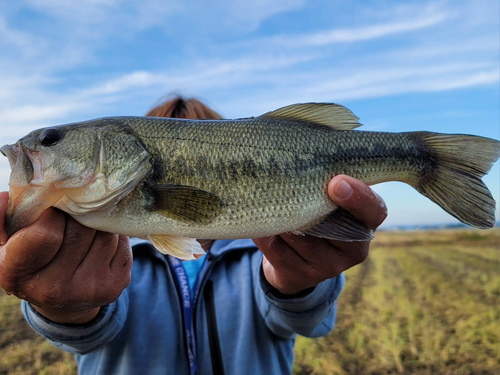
[294,228,500,375]
[0,288,76,374]
[0,229,499,374]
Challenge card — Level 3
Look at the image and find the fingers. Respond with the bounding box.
[75,233,131,305]
[278,232,368,277]
[0,207,65,297]
[80,231,119,269]
[31,231,131,312]
[254,236,314,295]
[0,192,9,246]
[74,233,130,291]
[255,175,385,296]
[0,194,131,322]
[109,236,132,273]
[253,236,306,271]
[46,215,96,274]
[277,232,330,267]
[2,208,65,274]
[328,175,387,229]
[324,240,369,268]
[108,236,133,291]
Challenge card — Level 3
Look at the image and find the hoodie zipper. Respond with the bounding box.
[167,256,198,375]
[170,248,239,375]
[203,279,225,375]
[168,252,224,375]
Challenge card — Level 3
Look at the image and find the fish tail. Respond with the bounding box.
[412,132,500,228]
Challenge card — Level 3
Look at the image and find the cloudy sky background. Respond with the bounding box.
[0,0,498,228]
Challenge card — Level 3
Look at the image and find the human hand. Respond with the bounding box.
[0,192,132,324]
[254,175,387,296]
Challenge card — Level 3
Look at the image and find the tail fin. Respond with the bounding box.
[414,132,500,229]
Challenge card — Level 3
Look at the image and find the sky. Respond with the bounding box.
[0,0,499,228]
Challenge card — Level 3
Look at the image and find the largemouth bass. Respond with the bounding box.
[2,103,499,259]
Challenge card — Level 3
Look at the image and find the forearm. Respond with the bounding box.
[31,305,100,325]
[22,291,128,355]
[253,255,345,339]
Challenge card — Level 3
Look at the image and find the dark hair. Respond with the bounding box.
[146,96,222,120]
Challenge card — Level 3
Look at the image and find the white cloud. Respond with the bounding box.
[380,35,499,61]
[232,1,453,50]
[20,0,304,35]
[263,12,449,48]
[296,63,499,100]
[0,103,84,125]
[0,57,497,132]
[224,0,306,31]
[21,0,177,31]
[0,1,498,135]
[23,0,120,20]
[0,14,36,48]
[82,52,323,96]
[212,62,499,117]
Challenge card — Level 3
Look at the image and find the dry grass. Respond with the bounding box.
[1,229,498,374]
[293,228,500,375]
[0,288,76,375]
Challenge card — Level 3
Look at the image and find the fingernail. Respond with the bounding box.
[334,179,353,199]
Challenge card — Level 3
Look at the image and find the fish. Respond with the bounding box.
[1,103,499,259]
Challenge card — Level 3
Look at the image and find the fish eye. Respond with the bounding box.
[39,128,63,147]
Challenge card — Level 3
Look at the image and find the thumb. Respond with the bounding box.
[0,192,10,245]
[328,175,387,229]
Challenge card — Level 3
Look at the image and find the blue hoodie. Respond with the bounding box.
[22,238,344,375]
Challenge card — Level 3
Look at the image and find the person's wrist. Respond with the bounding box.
[268,283,316,298]
[262,262,316,296]
[263,270,316,296]
[270,283,311,296]
[31,304,101,325]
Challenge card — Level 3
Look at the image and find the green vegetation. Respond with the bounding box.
[0,229,498,374]
[294,228,500,375]
[0,287,76,374]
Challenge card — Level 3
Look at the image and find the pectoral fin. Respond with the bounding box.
[301,208,374,242]
[147,235,206,260]
[148,183,224,224]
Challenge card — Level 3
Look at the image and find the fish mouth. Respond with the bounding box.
[1,143,35,188]
[1,142,60,236]
[1,144,19,169]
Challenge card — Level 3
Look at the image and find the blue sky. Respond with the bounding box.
[0,0,498,228]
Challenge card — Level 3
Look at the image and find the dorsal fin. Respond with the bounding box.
[258,103,361,130]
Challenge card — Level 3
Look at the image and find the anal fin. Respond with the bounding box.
[147,235,206,260]
[302,208,374,242]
